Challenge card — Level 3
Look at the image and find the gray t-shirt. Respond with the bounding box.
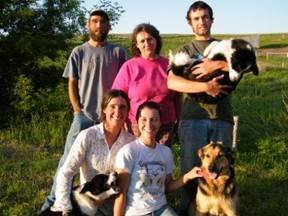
[63,42,127,121]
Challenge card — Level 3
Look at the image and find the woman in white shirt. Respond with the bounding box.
[114,101,202,216]
[52,89,135,215]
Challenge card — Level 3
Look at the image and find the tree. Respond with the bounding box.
[0,0,86,126]
[37,0,86,36]
[92,0,125,28]
[0,0,125,126]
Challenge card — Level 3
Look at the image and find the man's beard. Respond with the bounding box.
[89,31,108,42]
[193,25,211,37]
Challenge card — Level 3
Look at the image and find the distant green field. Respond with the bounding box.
[0,33,287,215]
[112,33,288,70]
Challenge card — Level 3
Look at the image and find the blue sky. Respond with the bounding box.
[84,0,288,34]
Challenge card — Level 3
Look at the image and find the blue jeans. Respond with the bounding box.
[41,112,94,211]
[177,119,233,214]
[143,204,177,216]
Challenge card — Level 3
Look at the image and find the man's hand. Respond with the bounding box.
[68,77,83,114]
[191,59,228,79]
[191,58,212,79]
[206,75,230,97]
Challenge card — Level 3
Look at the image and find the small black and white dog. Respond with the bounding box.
[39,172,120,216]
[169,39,259,103]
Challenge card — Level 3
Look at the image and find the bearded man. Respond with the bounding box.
[40,9,127,213]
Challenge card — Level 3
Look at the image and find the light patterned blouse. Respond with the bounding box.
[53,123,135,211]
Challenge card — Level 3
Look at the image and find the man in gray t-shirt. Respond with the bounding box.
[41,9,127,213]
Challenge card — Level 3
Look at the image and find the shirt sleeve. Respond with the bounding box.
[118,47,128,70]
[111,62,130,92]
[62,47,79,79]
[114,144,135,174]
[53,131,89,211]
[164,147,175,175]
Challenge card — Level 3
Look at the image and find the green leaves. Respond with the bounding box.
[12,75,35,114]
[92,0,125,28]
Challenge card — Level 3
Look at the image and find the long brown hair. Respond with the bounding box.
[100,89,130,121]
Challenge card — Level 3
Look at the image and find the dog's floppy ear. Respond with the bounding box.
[225,146,235,165]
[79,174,106,193]
[80,181,94,193]
[251,63,259,76]
[198,147,205,160]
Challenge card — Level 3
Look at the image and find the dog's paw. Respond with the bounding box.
[110,186,121,195]
[62,211,72,216]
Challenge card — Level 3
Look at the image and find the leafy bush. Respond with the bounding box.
[12,75,35,115]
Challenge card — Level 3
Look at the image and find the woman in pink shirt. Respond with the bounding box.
[112,23,180,146]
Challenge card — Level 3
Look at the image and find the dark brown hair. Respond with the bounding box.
[136,101,162,122]
[100,89,130,121]
[186,1,214,24]
[131,23,162,57]
[89,9,110,22]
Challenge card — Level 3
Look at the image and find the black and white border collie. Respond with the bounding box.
[169,39,259,103]
[39,172,120,216]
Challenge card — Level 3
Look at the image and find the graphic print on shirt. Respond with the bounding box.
[135,160,166,200]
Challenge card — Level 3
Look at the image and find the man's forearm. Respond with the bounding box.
[68,78,82,113]
[167,71,210,93]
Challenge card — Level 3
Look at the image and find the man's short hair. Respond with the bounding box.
[89,9,110,21]
[186,1,214,23]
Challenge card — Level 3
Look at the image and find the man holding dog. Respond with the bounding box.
[167,1,234,214]
[40,9,127,213]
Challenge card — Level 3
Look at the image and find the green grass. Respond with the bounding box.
[1,33,288,215]
[259,33,288,48]
[233,69,288,215]
[0,112,70,215]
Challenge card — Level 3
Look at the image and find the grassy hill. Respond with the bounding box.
[0,33,287,215]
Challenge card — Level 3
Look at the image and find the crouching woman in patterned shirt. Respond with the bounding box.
[52,89,135,215]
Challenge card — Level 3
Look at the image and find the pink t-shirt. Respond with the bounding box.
[112,56,176,125]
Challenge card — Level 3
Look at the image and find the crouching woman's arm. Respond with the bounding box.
[165,167,202,193]
[114,169,131,216]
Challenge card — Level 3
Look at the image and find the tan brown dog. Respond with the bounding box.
[192,142,238,216]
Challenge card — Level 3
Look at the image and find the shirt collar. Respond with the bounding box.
[97,122,125,143]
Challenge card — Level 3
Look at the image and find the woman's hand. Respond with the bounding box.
[183,167,203,184]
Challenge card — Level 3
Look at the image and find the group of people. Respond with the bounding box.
[40,1,234,216]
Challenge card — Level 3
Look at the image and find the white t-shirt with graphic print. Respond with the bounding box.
[115,139,175,216]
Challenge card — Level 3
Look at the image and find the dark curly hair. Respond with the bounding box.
[186,1,214,24]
